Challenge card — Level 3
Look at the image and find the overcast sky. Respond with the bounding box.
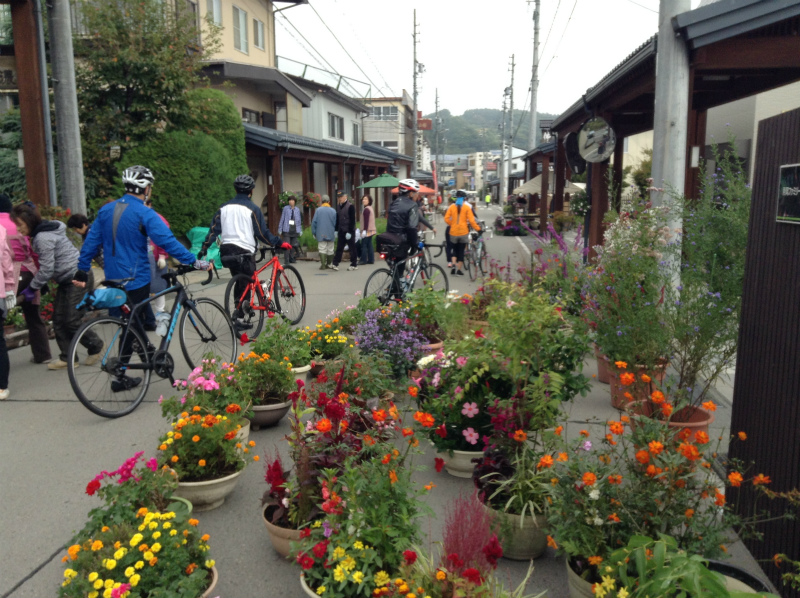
[275,0,702,117]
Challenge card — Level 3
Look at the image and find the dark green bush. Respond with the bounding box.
[182,88,248,175]
[117,131,232,236]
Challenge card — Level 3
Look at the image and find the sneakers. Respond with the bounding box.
[48,359,78,370]
[330,264,339,271]
[234,319,253,332]
[456,270,465,276]
[30,357,52,364]
[451,267,456,275]
[111,376,142,393]
[0,389,8,400]
[348,265,358,271]
[85,343,105,366]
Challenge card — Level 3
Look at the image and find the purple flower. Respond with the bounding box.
[323,521,333,538]
[581,440,592,451]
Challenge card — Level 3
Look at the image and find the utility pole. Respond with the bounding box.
[412,9,419,176]
[650,0,690,205]
[47,0,86,213]
[528,0,540,151]
[434,88,440,193]
[499,97,507,203]
[507,55,515,192]
[33,0,57,207]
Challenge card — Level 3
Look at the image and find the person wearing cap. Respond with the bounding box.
[311,194,336,270]
[444,189,481,276]
[330,190,357,271]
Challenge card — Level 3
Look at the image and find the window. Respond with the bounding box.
[329,113,344,140]
[623,137,629,154]
[379,141,398,150]
[206,0,221,25]
[242,108,260,125]
[370,106,398,121]
[233,6,248,53]
[253,18,265,50]
[352,123,359,146]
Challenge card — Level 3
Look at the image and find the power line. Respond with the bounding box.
[279,13,338,73]
[624,0,658,13]
[538,0,561,59]
[541,0,579,76]
[307,2,389,98]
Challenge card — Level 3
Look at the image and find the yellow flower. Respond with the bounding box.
[104,559,116,570]
[170,530,177,536]
[601,575,615,591]
[63,569,76,579]
[134,561,144,570]
[87,572,99,582]
[103,590,112,598]
[316,586,326,596]
[162,522,171,529]
[374,571,391,587]
[353,541,364,550]
[341,556,356,572]
[113,548,126,560]
[436,570,446,581]
[152,531,161,540]
[617,589,629,598]
[144,551,154,561]
[205,559,215,568]
[94,579,104,590]
[88,592,99,598]
[151,543,162,553]
[104,578,114,589]
[129,534,143,547]
[312,520,322,528]
[332,546,346,559]
[333,565,346,582]
[352,571,364,584]
[130,574,141,587]
[124,566,135,577]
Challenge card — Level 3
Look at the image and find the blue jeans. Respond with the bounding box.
[360,235,375,264]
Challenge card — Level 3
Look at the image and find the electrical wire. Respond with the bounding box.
[541,0,579,76]
[624,0,658,13]
[279,13,339,73]
[538,0,562,60]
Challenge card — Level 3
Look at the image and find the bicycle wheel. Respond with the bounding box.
[224,274,265,339]
[68,316,151,418]
[423,245,433,265]
[364,268,394,305]
[274,265,306,325]
[180,298,236,369]
[467,248,478,281]
[415,263,449,293]
[479,243,489,275]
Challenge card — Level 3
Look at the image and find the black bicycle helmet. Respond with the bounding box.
[122,165,155,195]
[456,190,467,198]
[234,174,256,194]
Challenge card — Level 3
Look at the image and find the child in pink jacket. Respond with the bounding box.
[0,222,17,399]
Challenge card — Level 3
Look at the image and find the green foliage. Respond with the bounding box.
[630,148,653,198]
[3,306,25,328]
[251,316,313,366]
[118,131,233,236]
[0,109,29,200]
[75,0,221,205]
[183,88,248,175]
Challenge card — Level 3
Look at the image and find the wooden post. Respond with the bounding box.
[588,161,609,260]
[11,0,51,207]
[612,138,625,213]
[684,109,707,201]
[553,139,566,212]
[301,157,310,226]
[528,161,540,213]
[539,155,550,233]
[354,163,362,223]
[269,152,282,234]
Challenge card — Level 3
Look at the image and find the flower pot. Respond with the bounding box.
[437,449,483,478]
[300,573,317,598]
[609,361,667,410]
[492,509,547,560]
[566,560,596,598]
[200,566,219,598]
[166,495,193,515]
[291,364,311,385]
[235,419,251,444]
[263,504,301,559]
[594,346,610,384]
[706,560,774,594]
[625,401,715,444]
[421,339,444,356]
[248,400,292,431]
[174,467,244,511]
[3,324,15,337]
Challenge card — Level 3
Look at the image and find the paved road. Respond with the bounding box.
[0,203,767,598]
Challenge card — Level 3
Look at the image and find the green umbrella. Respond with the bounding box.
[357,173,400,189]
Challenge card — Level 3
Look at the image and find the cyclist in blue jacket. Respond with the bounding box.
[73,165,209,392]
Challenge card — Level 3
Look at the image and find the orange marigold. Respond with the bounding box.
[547,535,558,550]
[620,415,630,423]
[608,513,620,523]
[635,449,650,465]
[648,441,664,455]
[408,386,419,398]
[728,472,743,487]
[579,429,590,437]
[588,556,603,566]
[389,470,398,484]
[640,374,651,383]
[401,428,414,437]
[738,431,747,441]
[582,472,597,486]
[608,474,622,485]
[619,372,636,386]
[685,509,695,519]
[695,431,710,445]
[413,411,435,428]
[225,403,241,414]
[661,403,674,417]
[614,361,628,370]
[554,425,563,436]
[316,418,333,433]
[650,390,666,404]
[752,473,771,486]
[608,421,624,435]
[513,430,528,443]
[678,442,701,461]
[372,409,387,422]
[702,401,717,412]
[198,460,206,467]
[715,491,726,506]
[537,455,554,469]
[557,452,569,462]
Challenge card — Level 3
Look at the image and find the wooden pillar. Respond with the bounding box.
[612,138,625,213]
[326,164,334,200]
[528,161,540,213]
[685,108,707,201]
[301,158,310,226]
[354,163,362,223]
[539,155,550,233]
[269,152,282,233]
[588,161,609,260]
[553,139,566,213]
[12,0,51,207]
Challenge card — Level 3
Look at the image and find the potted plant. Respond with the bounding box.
[354,306,427,380]
[407,285,468,348]
[251,315,313,380]
[546,415,771,596]
[233,350,296,429]
[4,305,25,335]
[157,407,256,511]
[326,294,381,336]
[302,317,352,373]
[59,506,217,598]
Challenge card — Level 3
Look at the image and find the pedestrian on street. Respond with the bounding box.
[360,195,376,265]
[331,191,357,271]
[0,194,52,364]
[485,192,491,207]
[444,190,481,277]
[0,220,15,399]
[11,204,104,371]
[278,195,302,264]
[311,194,336,270]
[68,213,104,270]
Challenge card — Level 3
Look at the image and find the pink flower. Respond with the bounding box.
[145,458,157,472]
[432,372,441,388]
[456,356,468,368]
[110,584,131,598]
[157,395,164,404]
[454,385,463,396]
[463,427,480,445]
[461,402,479,418]
[180,397,186,405]
[506,299,517,308]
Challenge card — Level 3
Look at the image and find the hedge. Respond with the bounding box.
[183,88,248,176]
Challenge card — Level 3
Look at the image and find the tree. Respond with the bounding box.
[183,88,248,175]
[630,148,653,198]
[74,0,221,208]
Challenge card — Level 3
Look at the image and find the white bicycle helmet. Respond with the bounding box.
[398,178,420,193]
[122,165,155,194]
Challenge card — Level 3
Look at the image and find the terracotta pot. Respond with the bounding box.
[625,400,715,443]
[247,399,291,431]
[200,566,219,598]
[309,359,343,377]
[436,449,483,478]
[609,361,667,410]
[491,508,548,560]
[3,324,15,337]
[263,504,301,559]
[566,560,596,598]
[174,467,244,511]
[421,339,444,355]
[594,346,610,384]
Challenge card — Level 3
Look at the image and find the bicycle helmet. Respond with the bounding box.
[455,190,467,198]
[234,174,256,194]
[398,178,420,193]
[122,165,155,194]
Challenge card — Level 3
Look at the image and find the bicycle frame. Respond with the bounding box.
[234,254,294,313]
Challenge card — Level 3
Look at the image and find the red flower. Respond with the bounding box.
[462,568,482,585]
[434,424,447,438]
[403,550,417,565]
[239,333,249,345]
[482,535,503,568]
[298,553,315,570]
[312,541,329,559]
[264,458,286,494]
[299,528,311,539]
[446,553,464,569]
[85,479,101,496]
[474,329,486,339]
[434,457,445,473]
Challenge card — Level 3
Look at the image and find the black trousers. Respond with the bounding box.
[0,308,8,388]
[54,275,103,361]
[333,231,357,267]
[111,283,151,367]
[17,271,52,362]
[221,244,256,317]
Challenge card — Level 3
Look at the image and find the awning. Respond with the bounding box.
[202,61,312,107]
[244,124,393,163]
[512,175,583,195]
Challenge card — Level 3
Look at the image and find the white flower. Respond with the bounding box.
[282,498,289,508]
[585,517,594,525]
[417,355,436,368]
[593,517,604,526]
[589,489,600,501]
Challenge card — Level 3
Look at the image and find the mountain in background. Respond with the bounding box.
[422,108,559,155]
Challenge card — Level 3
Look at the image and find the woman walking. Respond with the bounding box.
[0,221,15,399]
[444,190,481,277]
[11,205,103,370]
[360,195,376,265]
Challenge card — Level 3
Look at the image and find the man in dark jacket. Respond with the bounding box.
[330,191,357,271]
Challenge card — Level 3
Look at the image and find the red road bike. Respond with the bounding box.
[223,246,306,338]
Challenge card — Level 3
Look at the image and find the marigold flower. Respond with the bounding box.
[225,403,241,414]
[363,434,376,446]
[579,429,590,437]
[198,460,206,467]
[695,431,710,444]
[435,570,447,581]
[623,392,634,401]
[661,403,673,417]
[554,425,563,436]
[715,491,726,506]
[640,374,651,383]
[678,442,701,461]
[537,455,554,469]
[619,372,635,386]
[407,386,418,398]
[192,406,201,412]
[186,563,197,574]
[608,421,624,435]
[752,473,771,486]
[557,452,569,462]
[402,428,414,437]
[588,556,603,566]
[685,509,695,519]
[389,470,398,484]
[738,431,747,441]
[620,415,630,423]
[188,518,199,526]
[547,535,558,550]
[702,401,717,412]
[635,449,650,465]
[170,455,179,463]
[191,435,200,442]
[614,361,628,370]
[413,411,435,428]
[648,441,664,455]
[159,444,168,451]
[728,472,743,487]
[608,513,620,523]
[582,472,597,486]
[316,418,332,433]
[650,390,665,404]
[646,464,657,477]
[605,433,617,446]
[513,430,527,443]
[424,483,436,491]
[608,474,622,485]
[253,455,260,461]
